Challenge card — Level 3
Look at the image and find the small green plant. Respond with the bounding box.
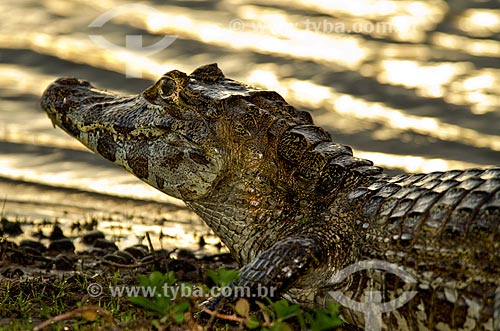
[260,299,303,331]
[231,297,342,331]
[303,303,343,331]
[128,271,190,325]
[206,267,239,287]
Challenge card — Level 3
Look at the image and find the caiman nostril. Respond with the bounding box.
[52,77,91,87]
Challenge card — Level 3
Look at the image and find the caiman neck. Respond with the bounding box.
[187,159,288,263]
[187,124,384,263]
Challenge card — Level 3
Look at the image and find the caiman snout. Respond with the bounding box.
[41,77,92,113]
[41,76,137,139]
[40,72,223,201]
[41,77,99,131]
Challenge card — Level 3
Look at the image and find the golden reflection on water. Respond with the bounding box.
[262,0,446,22]
[375,60,500,115]
[0,151,179,203]
[456,9,500,37]
[456,69,500,114]
[1,28,177,80]
[242,0,447,42]
[0,65,55,96]
[378,60,470,98]
[431,32,500,57]
[69,0,373,69]
[11,0,494,121]
[355,151,484,173]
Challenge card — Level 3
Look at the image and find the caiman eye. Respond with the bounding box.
[159,78,176,98]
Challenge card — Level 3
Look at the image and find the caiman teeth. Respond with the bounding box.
[113,133,118,142]
[47,112,57,128]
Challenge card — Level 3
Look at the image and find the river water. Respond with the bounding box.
[0,0,499,250]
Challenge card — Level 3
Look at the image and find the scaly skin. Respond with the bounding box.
[41,64,500,330]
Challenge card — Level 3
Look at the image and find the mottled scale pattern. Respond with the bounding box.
[299,142,354,180]
[357,168,500,244]
[277,125,331,163]
[344,168,500,330]
[276,125,383,195]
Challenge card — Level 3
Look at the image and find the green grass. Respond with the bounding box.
[0,268,343,331]
[0,273,147,330]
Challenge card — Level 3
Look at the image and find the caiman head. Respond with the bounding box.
[40,64,318,203]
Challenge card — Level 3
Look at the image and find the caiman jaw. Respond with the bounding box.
[40,76,222,201]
